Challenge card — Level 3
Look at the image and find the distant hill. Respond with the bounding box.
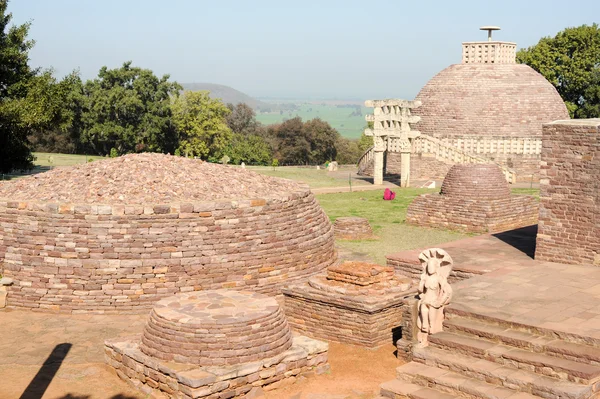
[180,83,271,111]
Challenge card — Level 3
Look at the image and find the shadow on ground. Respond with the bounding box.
[492,224,538,259]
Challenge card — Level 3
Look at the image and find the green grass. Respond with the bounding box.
[33,152,102,167]
[511,188,540,198]
[316,189,470,265]
[256,103,369,139]
[249,166,370,189]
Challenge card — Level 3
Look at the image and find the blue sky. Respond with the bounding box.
[10,0,600,100]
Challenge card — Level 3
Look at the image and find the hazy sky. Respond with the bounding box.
[10,0,600,100]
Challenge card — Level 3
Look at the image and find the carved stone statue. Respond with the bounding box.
[416,248,453,348]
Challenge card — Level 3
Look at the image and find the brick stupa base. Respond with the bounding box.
[333,217,374,240]
[406,164,538,233]
[105,290,329,398]
[283,262,414,348]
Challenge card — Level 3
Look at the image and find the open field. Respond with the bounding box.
[256,103,369,139]
[316,189,470,264]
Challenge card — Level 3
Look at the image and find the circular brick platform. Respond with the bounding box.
[0,154,336,312]
[440,164,510,199]
[334,217,374,240]
[140,290,292,366]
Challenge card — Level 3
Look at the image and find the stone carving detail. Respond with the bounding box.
[364,99,421,187]
[416,248,453,348]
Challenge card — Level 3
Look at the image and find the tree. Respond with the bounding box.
[0,0,36,172]
[274,117,310,165]
[79,61,181,155]
[517,24,600,118]
[226,133,272,165]
[304,118,339,164]
[171,91,232,160]
[226,103,260,135]
[26,71,85,154]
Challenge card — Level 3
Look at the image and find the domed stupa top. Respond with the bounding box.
[413,27,569,138]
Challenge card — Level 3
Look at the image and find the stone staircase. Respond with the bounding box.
[357,135,517,183]
[379,310,600,399]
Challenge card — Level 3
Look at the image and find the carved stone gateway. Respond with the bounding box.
[364,99,422,187]
[416,248,453,348]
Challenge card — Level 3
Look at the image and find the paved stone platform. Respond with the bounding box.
[386,225,538,281]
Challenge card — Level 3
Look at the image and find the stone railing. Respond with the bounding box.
[435,136,542,156]
[357,145,374,174]
[413,135,516,183]
[356,135,517,183]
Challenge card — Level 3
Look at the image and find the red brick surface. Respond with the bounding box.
[0,189,336,313]
[413,64,569,139]
[406,164,538,233]
[535,120,600,265]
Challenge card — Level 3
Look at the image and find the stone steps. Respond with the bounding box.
[412,346,596,399]
[380,380,459,399]
[445,315,600,366]
[392,361,544,399]
[380,311,600,399]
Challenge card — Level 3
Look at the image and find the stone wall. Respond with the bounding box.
[105,334,329,399]
[406,194,538,234]
[283,286,413,348]
[535,119,600,265]
[0,189,336,313]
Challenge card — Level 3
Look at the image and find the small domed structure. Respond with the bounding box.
[140,290,292,365]
[0,153,336,312]
[440,164,510,199]
[406,163,538,233]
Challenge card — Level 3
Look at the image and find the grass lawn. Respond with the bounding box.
[316,189,470,265]
[249,166,370,189]
[33,152,102,166]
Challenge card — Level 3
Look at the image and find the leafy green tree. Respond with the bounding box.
[517,24,600,118]
[80,61,181,155]
[171,91,232,159]
[0,0,36,172]
[26,71,85,154]
[226,133,272,165]
[274,117,310,164]
[304,118,339,164]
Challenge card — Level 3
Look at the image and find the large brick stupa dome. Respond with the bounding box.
[0,153,336,313]
[413,31,569,138]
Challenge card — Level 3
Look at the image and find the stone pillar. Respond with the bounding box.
[400,151,411,187]
[373,151,384,185]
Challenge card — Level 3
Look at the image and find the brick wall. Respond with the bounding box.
[0,189,336,313]
[535,120,600,265]
[283,284,412,348]
[406,164,538,233]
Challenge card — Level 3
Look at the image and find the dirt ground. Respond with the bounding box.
[0,309,402,399]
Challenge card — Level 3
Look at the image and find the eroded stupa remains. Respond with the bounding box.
[0,154,336,312]
[105,290,329,398]
[283,261,414,348]
[406,163,538,233]
[333,216,374,240]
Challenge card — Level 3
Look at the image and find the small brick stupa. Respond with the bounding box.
[406,164,538,233]
[283,261,414,348]
[105,290,329,398]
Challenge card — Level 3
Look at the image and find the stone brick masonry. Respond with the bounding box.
[535,119,600,265]
[283,262,415,348]
[0,188,335,313]
[333,217,374,240]
[406,164,538,233]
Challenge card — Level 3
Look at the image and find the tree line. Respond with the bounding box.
[0,1,373,173]
[2,0,599,173]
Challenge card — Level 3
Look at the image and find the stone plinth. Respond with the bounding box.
[535,119,600,265]
[283,261,414,348]
[406,164,538,233]
[105,289,329,398]
[333,217,374,240]
[0,154,336,313]
[140,290,292,366]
